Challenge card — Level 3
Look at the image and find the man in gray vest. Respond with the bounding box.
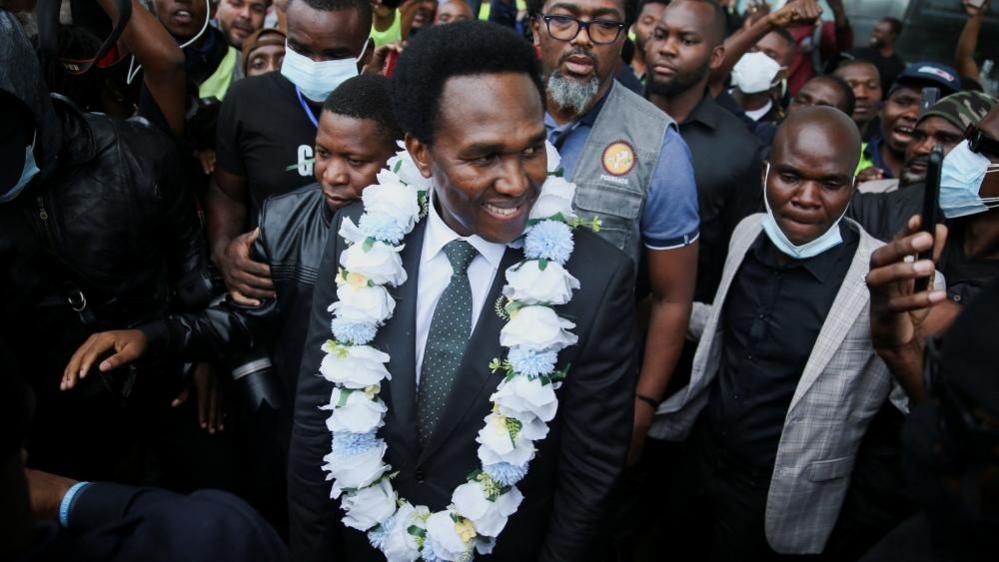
[529,0,700,462]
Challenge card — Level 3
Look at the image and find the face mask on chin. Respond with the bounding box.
[759,162,849,260]
[0,132,40,204]
[280,40,370,102]
[939,139,999,219]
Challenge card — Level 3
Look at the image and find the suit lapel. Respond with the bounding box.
[787,222,874,414]
[418,246,522,464]
[377,220,427,459]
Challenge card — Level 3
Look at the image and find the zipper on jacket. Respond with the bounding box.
[36,194,56,249]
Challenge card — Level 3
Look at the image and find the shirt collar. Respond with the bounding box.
[424,194,507,270]
[684,93,722,129]
[752,222,855,283]
[743,99,774,122]
[544,81,613,131]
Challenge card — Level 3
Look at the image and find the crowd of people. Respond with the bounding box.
[1,0,998,561]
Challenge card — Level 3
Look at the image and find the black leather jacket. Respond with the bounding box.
[0,97,210,387]
[142,184,332,395]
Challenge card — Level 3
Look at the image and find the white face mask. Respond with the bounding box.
[939,139,999,219]
[280,40,370,103]
[760,163,850,260]
[731,51,783,95]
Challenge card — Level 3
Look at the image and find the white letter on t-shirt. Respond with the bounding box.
[297,145,314,176]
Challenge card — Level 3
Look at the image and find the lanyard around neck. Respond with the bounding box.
[295,87,319,128]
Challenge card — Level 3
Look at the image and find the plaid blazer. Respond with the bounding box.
[649,214,906,554]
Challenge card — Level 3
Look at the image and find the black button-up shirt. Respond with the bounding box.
[707,222,859,468]
[678,94,765,302]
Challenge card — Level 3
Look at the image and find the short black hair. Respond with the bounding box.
[323,74,402,143]
[769,26,795,48]
[882,17,903,36]
[667,0,726,45]
[391,20,544,145]
[528,0,639,27]
[287,0,372,29]
[812,74,856,116]
[638,0,669,12]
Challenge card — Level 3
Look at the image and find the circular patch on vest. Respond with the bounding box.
[601,141,636,177]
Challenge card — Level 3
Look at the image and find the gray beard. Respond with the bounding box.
[547,70,600,117]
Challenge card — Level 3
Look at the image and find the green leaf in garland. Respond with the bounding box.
[552,363,571,381]
[336,388,354,407]
[488,358,503,373]
[505,416,523,444]
[362,237,375,252]
[494,297,510,321]
[538,258,549,271]
[393,160,402,174]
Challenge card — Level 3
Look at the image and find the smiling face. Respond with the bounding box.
[834,61,882,125]
[532,0,628,115]
[285,0,369,62]
[154,0,209,40]
[216,0,268,47]
[880,85,922,155]
[408,0,437,31]
[407,73,549,244]
[314,112,396,210]
[767,111,859,246]
[644,0,721,99]
[900,116,964,186]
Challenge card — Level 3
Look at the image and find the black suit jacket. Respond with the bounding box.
[287,202,638,561]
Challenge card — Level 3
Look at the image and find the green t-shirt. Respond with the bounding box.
[370,11,402,46]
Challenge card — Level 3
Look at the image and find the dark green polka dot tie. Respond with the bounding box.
[417,239,478,446]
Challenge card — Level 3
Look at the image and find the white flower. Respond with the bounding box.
[386,145,432,192]
[500,306,578,352]
[425,511,473,561]
[332,283,396,325]
[384,503,426,562]
[491,375,559,423]
[529,176,577,222]
[323,440,389,497]
[544,140,562,174]
[340,240,407,287]
[452,482,524,537]
[323,389,387,434]
[362,182,421,232]
[341,479,397,531]
[319,344,392,389]
[502,260,580,306]
[476,413,546,468]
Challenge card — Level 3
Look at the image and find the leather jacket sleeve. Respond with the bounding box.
[140,236,277,364]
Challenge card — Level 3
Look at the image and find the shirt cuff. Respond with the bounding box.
[644,231,700,251]
[59,481,93,528]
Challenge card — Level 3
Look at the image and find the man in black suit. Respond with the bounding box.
[286,21,639,561]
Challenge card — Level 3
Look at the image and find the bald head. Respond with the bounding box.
[766,107,861,246]
[774,106,862,172]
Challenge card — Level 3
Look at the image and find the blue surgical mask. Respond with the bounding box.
[1,133,40,204]
[760,162,848,260]
[280,40,369,103]
[939,139,999,219]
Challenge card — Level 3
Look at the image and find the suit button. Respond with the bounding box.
[415,469,425,483]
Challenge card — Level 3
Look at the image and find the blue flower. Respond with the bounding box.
[360,211,407,245]
[367,516,394,551]
[484,462,529,487]
[331,431,380,456]
[508,347,557,377]
[421,540,445,562]
[331,318,377,345]
[524,220,573,265]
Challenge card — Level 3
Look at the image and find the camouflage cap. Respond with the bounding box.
[918,90,999,131]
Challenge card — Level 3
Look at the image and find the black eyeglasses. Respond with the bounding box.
[540,14,626,45]
[965,124,999,159]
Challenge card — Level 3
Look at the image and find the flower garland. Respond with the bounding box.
[319,142,593,561]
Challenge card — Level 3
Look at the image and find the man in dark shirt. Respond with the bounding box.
[210,0,373,306]
[652,107,901,558]
[851,17,906,95]
[645,0,763,303]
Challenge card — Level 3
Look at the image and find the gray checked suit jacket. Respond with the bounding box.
[648,214,907,555]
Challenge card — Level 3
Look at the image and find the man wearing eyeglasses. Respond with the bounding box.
[529,0,700,470]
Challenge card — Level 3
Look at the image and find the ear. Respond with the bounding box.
[530,15,542,49]
[404,133,433,179]
[708,44,725,72]
[359,38,374,68]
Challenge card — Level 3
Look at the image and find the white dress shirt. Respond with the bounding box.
[414,201,507,384]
